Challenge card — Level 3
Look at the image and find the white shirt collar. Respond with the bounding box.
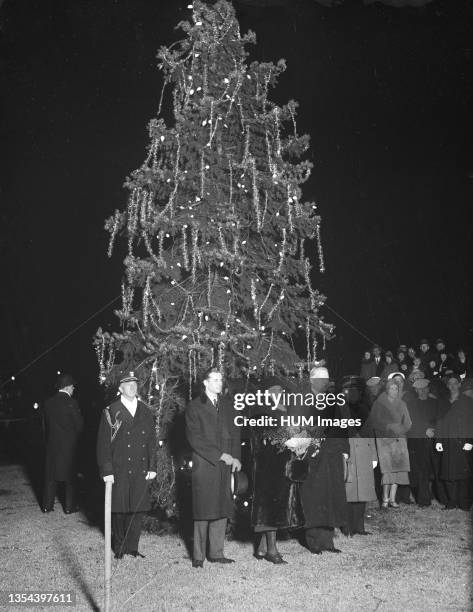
[59,389,72,397]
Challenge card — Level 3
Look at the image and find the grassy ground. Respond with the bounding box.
[1,462,472,612]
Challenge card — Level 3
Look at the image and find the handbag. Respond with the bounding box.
[285,456,309,483]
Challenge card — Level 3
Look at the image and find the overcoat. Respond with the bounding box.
[367,392,412,475]
[44,391,83,482]
[299,400,349,530]
[251,435,304,530]
[96,399,157,513]
[437,395,473,481]
[345,435,378,502]
[185,395,240,521]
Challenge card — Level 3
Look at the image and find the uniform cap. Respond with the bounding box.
[366,376,381,387]
[119,371,138,384]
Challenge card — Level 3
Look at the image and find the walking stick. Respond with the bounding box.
[104,480,112,612]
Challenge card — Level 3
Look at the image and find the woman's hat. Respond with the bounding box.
[388,371,405,380]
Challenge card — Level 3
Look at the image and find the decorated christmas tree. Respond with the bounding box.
[95,0,332,513]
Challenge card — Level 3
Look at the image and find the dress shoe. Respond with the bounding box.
[254,552,266,560]
[207,557,235,564]
[309,549,322,555]
[192,560,204,568]
[64,507,79,514]
[264,552,287,565]
[354,530,371,536]
[42,507,54,513]
[128,551,145,558]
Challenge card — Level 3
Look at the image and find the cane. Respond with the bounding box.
[104,480,112,612]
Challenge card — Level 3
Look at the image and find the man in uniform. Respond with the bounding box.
[42,373,83,513]
[96,372,157,559]
[185,367,241,568]
[301,366,349,554]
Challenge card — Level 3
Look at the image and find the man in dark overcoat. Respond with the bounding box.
[405,378,439,507]
[300,366,349,554]
[185,367,241,568]
[96,372,157,558]
[42,373,83,513]
[435,374,473,510]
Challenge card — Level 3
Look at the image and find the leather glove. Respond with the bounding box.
[103,475,114,483]
[435,443,443,452]
[462,443,473,451]
[372,460,378,469]
[146,471,157,480]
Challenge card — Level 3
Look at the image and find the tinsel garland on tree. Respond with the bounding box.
[94,0,333,514]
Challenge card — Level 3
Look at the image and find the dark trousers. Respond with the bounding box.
[43,480,75,510]
[408,438,432,506]
[431,449,448,504]
[444,480,473,510]
[346,502,366,534]
[112,512,144,554]
[305,526,335,552]
[193,518,227,561]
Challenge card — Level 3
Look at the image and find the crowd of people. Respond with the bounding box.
[359,338,469,389]
[39,338,473,568]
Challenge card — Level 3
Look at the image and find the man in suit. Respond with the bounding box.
[96,372,157,559]
[42,373,83,513]
[371,345,385,377]
[185,367,241,568]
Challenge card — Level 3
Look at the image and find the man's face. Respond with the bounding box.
[204,372,223,395]
[420,343,429,353]
[310,377,329,393]
[373,347,381,358]
[120,381,137,399]
[408,348,416,358]
[436,342,445,352]
[267,385,283,404]
[447,378,460,396]
[415,386,429,400]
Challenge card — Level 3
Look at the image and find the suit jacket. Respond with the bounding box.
[44,391,83,482]
[186,394,240,520]
[96,398,157,512]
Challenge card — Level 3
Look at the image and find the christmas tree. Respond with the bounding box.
[95,0,332,513]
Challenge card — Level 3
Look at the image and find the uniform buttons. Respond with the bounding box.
[128,470,132,474]
[128,444,131,448]
[128,457,131,461]
[142,444,145,448]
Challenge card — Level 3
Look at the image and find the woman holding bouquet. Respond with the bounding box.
[250,378,308,564]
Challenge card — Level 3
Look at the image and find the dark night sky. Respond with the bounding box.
[1,0,473,399]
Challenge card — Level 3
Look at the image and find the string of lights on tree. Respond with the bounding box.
[94,0,333,513]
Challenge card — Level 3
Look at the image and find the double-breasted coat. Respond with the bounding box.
[96,399,157,513]
[185,395,240,521]
[44,391,83,482]
[436,395,473,481]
